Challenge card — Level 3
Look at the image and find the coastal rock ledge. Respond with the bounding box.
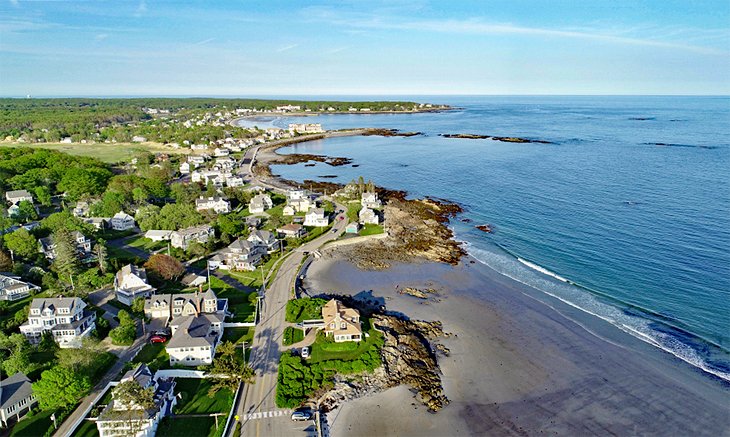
[318,314,449,413]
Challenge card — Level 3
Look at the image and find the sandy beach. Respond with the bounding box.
[303,255,730,436]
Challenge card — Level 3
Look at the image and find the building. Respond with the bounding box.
[170,225,214,250]
[287,197,314,213]
[195,197,231,214]
[96,364,176,437]
[38,231,93,261]
[167,312,224,366]
[248,194,273,214]
[322,299,362,342]
[5,190,33,205]
[361,192,382,209]
[304,208,329,227]
[114,264,155,306]
[248,230,279,253]
[0,372,37,428]
[226,176,244,188]
[0,274,40,302]
[181,273,207,287]
[209,238,265,271]
[179,162,191,174]
[144,230,173,242]
[288,123,324,135]
[276,224,306,239]
[72,201,90,217]
[83,217,109,230]
[20,297,96,348]
[345,223,361,234]
[245,216,262,229]
[286,189,307,202]
[359,207,379,225]
[213,147,230,157]
[282,205,296,216]
[111,211,136,231]
[144,288,227,321]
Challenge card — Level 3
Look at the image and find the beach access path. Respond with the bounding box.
[227,204,349,437]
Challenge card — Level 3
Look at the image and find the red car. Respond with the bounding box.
[150,335,167,344]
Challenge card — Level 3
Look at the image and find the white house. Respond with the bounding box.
[114,264,155,306]
[96,364,176,437]
[361,192,382,209]
[72,201,90,217]
[167,313,224,366]
[209,238,265,271]
[304,208,329,227]
[288,123,324,135]
[277,224,306,239]
[287,189,307,202]
[195,197,231,214]
[226,176,244,187]
[170,225,214,250]
[179,162,191,174]
[359,207,379,225]
[19,297,96,348]
[5,190,33,205]
[38,231,92,261]
[282,205,296,216]
[213,147,230,157]
[0,372,37,428]
[144,288,227,321]
[0,274,40,302]
[248,230,279,253]
[248,194,273,214]
[144,230,173,242]
[111,211,136,231]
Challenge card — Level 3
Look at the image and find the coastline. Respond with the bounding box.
[304,255,730,436]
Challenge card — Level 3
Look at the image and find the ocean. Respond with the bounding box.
[244,96,730,381]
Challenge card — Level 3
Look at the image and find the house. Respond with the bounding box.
[213,147,230,157]
[144,288,227,321]
[277,224,306,239]
[179,162,191,174]
[0,274,40,302]
[209,238,265,271]
[248,194,273,214]
[7,204,20,217]
[83,217,109,230]
[195,197,231,214]
[19,297,96,348]
[0,372,37,428]
[304,208,329,227]
[114,264,155,306]
[5,190,33,205]
[167,312,224,366]
[181,273,207,287]
[96,364,176,437]
[170,225,214,250]
[226,176,244,187]
[359,207,379,225]
[248,230,279,253]
[286,189,307,202]
[38,231,92,260]
[214,156,235,171]
[144,230,173,242]
[288,123,324,135]
[111,211,136,231]
[322,299,362,342]
[345,223,361,234]
[361,192,382,209]
[245,216,262,229]
[282,205,296,216]
[72,201,90,217]
[290,197,315,213]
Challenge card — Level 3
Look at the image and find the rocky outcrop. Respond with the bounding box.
[441,133,553,144]
[476,224,493,233]
[363,128,424,137]
[318,314,449,413]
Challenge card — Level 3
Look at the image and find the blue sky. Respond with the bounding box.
[1,0,729,96]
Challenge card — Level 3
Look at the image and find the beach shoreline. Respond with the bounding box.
[303,254,730,436]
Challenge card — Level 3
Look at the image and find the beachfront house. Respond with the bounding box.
[0,372,37,428]
[111,211,136,231]
[5,190,33,205]
[170,225,214,250]
[0,274,40,302]
[304,208,329,227]
[248,230,279,253]
[95,364,176,437]
[277,223,306,239]
[359,207,379,225]
[361,192,382,209]
[195,196,231,214]
[322,299,362,343]
[248,194,273,214]
[19,297,96,348]
[209,238,265,271]
[114,264,155,306]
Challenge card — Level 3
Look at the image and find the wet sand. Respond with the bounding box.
[304,256,730,436]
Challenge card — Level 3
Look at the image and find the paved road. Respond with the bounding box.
[229,208,348,437]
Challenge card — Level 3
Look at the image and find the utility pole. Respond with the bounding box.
[9,249,14,266]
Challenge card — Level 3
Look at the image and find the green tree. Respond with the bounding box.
[208,341,255,395]
[15,200,38,222]
[51,228,81,286]
[109,310,136,345]
[57,167,111,200]
[0,250,13,270]
[95,239,108,274]
[33,367,91,410]
[34,186,52,207]
[3,228,38,260]
[131,297,145,316]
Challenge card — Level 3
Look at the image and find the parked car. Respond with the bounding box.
[301,346,310,358]
[150,335,167,344]
[291,407,313,421]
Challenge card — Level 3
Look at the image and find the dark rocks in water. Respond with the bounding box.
[629,117,656,121]
[476,224,493,233]
[304,163,316,167]
[460,218,472,223]
[645,142,717,150]
[363,128,424,137]
[440,133,553,144]
[351,164,360,167]
[318,175,338,179]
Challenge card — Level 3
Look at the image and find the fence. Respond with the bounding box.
[222,322,256,328]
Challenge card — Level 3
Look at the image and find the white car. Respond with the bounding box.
[301,346,310,359]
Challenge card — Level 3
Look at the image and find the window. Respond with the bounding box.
[340,322,346,329]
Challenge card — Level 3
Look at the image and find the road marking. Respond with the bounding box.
[244,410,291,421]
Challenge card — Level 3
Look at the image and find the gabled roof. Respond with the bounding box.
[0,372,33,409]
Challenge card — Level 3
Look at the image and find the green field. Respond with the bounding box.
[2,141,188,163]
[173,379,233,415]
[125,236,166,251]
[132,342,170,370]
[9,409,55,437]
[309,320,383,363]
[360,224,384,236]
[70,419,99,437]
[157,416,219,437]
[222,327,254,345]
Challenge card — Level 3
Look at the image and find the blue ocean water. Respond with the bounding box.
[254,96,730,380]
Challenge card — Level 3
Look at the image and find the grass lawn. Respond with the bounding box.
[222,327,254,345]
[26,350,57,380]
[346,202,360,222]
[106,245,140,262]
[71,419,99,437]
[309,320,383,364]
[173,379,233,415]
[132,342,170,370]
[9,409,54,437]
[157,416,220,437]
[360,224,384,236]
[222,253,281,289]
[283,326,304,346]
[3,141,187,164]
[125,236,166,251]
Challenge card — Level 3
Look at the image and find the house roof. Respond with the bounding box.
[112,211,134,220]
[173,224,213,237]
[277,224,303,232]
[228,238,257,252]
[145,230,173,238]
[29,297,83,313]
[167,314,223,349]
[5,190,32,199]
[322,299,362,337]
[0,372,33,409]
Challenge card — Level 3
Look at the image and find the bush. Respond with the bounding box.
[285,298,327,323]
[109,310,136,345]
[283,327,304,346]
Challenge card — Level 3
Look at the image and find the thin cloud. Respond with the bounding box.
[94,33,108,41]
[276,43,299,53]
[192,37,215,46]
[327,46,349,54]
[134,0,147,18]
[9,0,19,7]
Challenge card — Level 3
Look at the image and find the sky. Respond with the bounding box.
[1,0,729,96]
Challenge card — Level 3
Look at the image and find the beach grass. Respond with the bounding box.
[1,141,188,164]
